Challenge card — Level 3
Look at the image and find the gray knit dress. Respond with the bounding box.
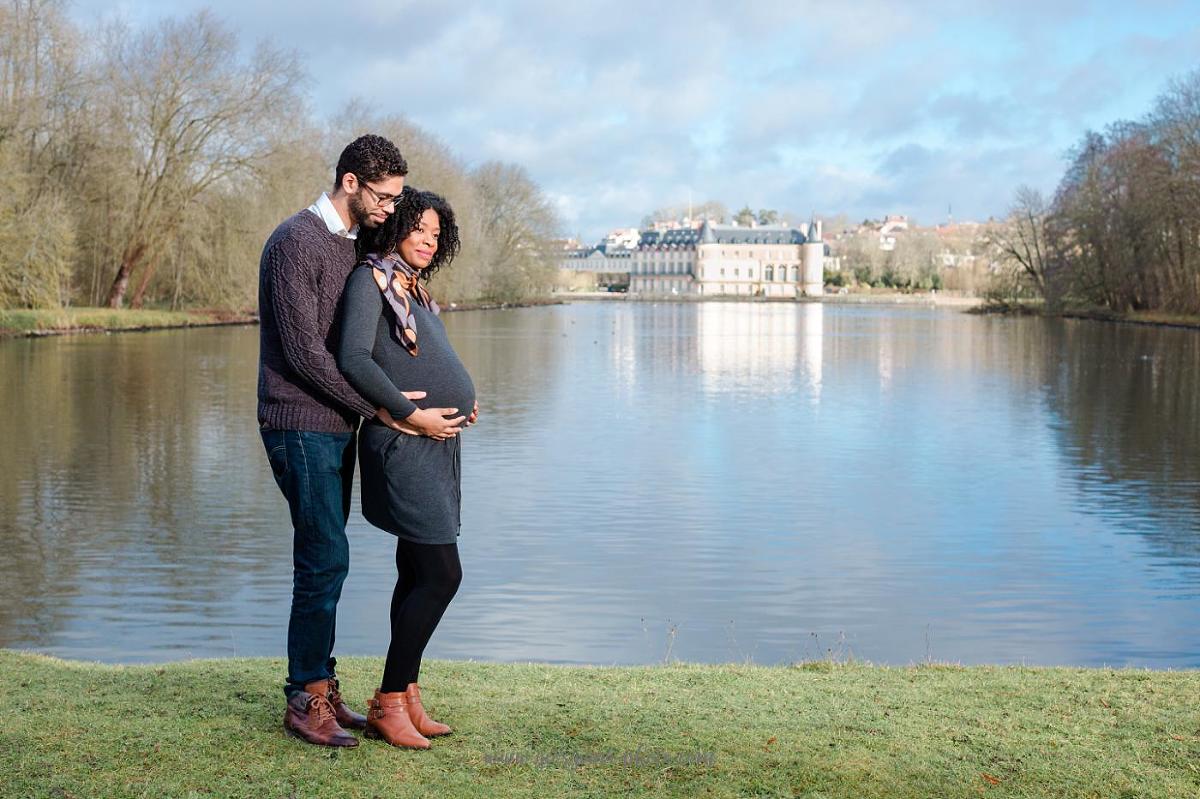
[336,264,475,544]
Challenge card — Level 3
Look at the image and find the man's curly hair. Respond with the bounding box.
[359,187,462,281]
[334,134,408,190]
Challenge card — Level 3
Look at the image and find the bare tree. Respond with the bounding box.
[471,161,561,301]
[0,0,80,308]
[95,11,303,308]
[990,186,1053,301]
[0,6,566,311]
[641,200,726,227]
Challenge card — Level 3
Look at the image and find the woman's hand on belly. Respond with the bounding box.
[466,399,479,426]
[404,406,467,440]
[375,391,431,437]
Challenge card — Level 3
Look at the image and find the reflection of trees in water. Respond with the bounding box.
[0,329,286,650]
[1034,319,1200,565]
[445,306,565,422]
[0,339,86,646]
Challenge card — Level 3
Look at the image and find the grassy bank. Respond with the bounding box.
[0,307,257,338]
[971,300,1200,330]
[1,650,1196,798]
[0,301,565,339]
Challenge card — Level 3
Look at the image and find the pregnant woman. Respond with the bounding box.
[337,187,476,749]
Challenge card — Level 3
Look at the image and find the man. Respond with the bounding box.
[258,134,464,748]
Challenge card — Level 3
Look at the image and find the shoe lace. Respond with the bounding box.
[307,693,336,724]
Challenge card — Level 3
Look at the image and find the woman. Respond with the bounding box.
[337,187,476,749]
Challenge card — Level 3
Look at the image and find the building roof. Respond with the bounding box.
[638,228,701,248]
[564,243,636,259]
[696,221,807,245]
[806,216,821,242]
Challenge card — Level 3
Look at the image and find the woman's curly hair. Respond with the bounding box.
[358,186,461,282]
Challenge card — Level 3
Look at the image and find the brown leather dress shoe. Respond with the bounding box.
[283,681,358,748]
[405,683,452,736]
[327,677,367,730]
[364,690,431,749]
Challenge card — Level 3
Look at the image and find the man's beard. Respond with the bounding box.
[348,191,377,229]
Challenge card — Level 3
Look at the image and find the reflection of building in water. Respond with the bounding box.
[802,303,823,399]
[631,219,826,297]
[877,333,894,391]
[696,303,824,397]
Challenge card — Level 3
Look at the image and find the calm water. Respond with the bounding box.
[2,302,1198,668]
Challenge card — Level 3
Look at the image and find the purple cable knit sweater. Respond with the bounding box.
[257,209,376,432]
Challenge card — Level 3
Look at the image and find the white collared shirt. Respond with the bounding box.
[307,192,358,240]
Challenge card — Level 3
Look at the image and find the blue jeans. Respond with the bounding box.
[261,428,356,698]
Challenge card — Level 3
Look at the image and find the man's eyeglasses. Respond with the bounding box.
[358,180,401,210]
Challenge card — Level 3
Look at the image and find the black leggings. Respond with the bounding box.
[380,539,462,693]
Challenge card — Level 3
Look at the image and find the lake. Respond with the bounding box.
[1,301,1198,668]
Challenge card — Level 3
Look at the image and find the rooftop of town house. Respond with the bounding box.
[637,228,702,248]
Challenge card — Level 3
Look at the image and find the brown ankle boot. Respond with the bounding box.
[405,683,452,736]
[327,677,367,730]
[364,690,431,749]
[283,680,358,747]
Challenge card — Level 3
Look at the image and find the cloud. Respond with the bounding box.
[65,0,1200,240]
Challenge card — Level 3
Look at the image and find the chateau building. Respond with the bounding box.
[560,243,634,272]
[629,227,700,295]
[629,220,826,297]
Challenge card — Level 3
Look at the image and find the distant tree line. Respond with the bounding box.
[832,231,947,291]
[640,202,798,229]
[992,69,1200,314]
[0,0,561,310]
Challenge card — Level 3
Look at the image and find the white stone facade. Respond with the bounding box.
[629,227,700,295]
[630,221,824,297]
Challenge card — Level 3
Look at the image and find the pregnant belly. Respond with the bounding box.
[416,365,475,417]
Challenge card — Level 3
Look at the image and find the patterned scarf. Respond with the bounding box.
[361,252,440,357]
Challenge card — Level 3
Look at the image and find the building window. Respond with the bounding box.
[720,268,725,276]
[791,266,800,282]
[765,265,774,281]
[734,268,739,277]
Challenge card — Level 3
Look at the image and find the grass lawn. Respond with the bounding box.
[1,650,1196,798]
[0,307,254,337]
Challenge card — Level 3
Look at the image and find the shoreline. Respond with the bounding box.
[12,647,1198,672]
[0,299,567,339]
[558,290,982,308]
[6,295,1199,339]
[970,300,1200,331]
[3,648,1195,798]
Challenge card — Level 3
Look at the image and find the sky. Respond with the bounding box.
[68,0,1200,242]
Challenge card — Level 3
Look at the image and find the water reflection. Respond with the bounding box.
[1037,321,1200,572]
[695,303,820,398]
[1,305,1198,668]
